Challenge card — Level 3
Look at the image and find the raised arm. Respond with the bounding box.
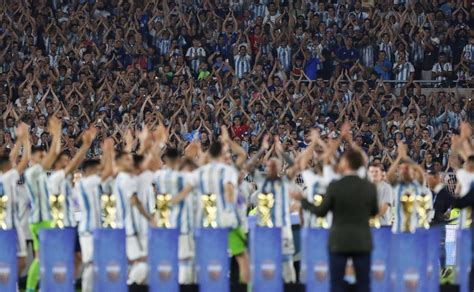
[11,123,31,174]
[41,117,62,170]
[65,128,97,175]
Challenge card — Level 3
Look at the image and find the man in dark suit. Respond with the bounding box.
[292,149,378,292]
[426,168,453,271]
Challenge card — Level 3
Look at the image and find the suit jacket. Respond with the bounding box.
[301,175,378,253]
[431,186,453,226]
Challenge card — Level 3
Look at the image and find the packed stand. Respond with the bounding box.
[0,0,473,172]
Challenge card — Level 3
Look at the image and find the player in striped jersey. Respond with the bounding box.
[77,138,115,292]
[387,143,424,233]
[451,123,474,229]
[0,123,30,276]
[152,148,195,283]
[114,149,155,285]
[248,136,299,283]
[294,130,334,228]
[24,117,62,292]
[195,140,251,282]
[48,127,97,275]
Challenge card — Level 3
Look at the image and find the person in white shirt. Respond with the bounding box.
[152,148,195,284]
[368,163,394,226]
[48,128,97,276]
[113,150,155,286]
[0,123,30,275]
[387,143,426,234]
[24,117,62,292]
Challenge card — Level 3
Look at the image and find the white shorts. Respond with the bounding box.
[127,235,146,261]
[282,226,295,256]
[80,234,93,264]
[16,227,27,257]
[178,233,195,260]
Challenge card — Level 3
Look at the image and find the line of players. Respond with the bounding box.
[0,118,473,291]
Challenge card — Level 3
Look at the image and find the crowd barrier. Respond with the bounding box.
[0,225,470,292]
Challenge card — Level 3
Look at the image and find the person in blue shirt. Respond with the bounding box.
[374,51,393,80]
[337,38,359,71]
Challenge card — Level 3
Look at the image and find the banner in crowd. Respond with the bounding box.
[148,228,179,292]
[456,228,472,292]
[426,228,441,292]
[300,228,329,292]
[391,232,428,292]
[195,228,229,292]
[250,227,282,292]
[0,230,17,291]
[371,227,391,292]
[39,228,76,292]
[93,228,127,292]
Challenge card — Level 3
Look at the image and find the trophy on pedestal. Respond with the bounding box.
[0,195,8,230]
[313,194,329,229]
[155,193,172,228]
[416,193,430,229]
[50,194,65,228]
[101,193,117,228]
[400,190,416,233]
[202,193,218,228]
[257,193,275,227]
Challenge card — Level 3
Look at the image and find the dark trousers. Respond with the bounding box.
[329,252,371,292]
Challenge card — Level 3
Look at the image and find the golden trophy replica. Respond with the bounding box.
[155,193,172,228]
[101,193,117,228]
[400,190,416,233]
[369,217,381,228]
[416,193,431,229]
[50,194,65,228]
[313,194,329,228]
[202,193,218,228]
[0,195,8,230]
[258,193,275,227]
[465,208,472,228]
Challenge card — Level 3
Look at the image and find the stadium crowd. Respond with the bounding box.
[0,0,472,171]
[0,1,473,291]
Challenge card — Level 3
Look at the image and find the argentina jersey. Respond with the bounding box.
[254,173,292,228]
[392,181,423,234]
[152,168,194,234]
[113,172,137,235]
[76,174,102,235]
[24,164,52,223]
[301,170,332,228]
[48,170,76,227]
[456,168,474,229]
[0,169,21,229]
[195,162,238,228]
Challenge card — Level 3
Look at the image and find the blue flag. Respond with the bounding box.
[300,228,329,292]
[148,228,180,292]
[391,232,427,292]
[456,228,472,292]
[0,229,17,291]
[371,227,391,292]
[93,228,127,292]
[39,228,76,292]
[195,228,229,292]
[250,227,282,292]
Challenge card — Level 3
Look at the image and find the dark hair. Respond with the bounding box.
[164,148,179,161]
[180,158,198,170]
[81,159,100,171]
[133,154,145,166]
[343,149,364,171]
[31,145,46,154]
[467,155,474,163]
[369,162,384,171]
[209,141,223,158]
[0,155,10,169]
